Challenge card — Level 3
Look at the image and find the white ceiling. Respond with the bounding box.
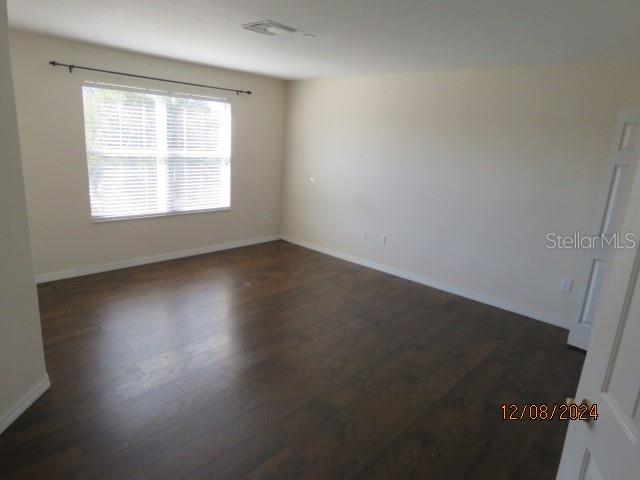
[8,0,640,80]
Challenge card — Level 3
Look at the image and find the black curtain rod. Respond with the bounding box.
[49,61,252,95]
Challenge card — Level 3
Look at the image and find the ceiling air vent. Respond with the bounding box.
[242,20,303,37]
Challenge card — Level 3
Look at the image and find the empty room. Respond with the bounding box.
[2,0,640,478]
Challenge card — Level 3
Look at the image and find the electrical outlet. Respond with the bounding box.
[261,211,271,221]
[560,278,573,293]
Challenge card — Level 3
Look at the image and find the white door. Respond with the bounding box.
[568,109,640,350]
[556,129,640,479]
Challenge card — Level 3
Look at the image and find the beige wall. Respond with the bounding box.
[10,31,285,277]
[0,1,48,432]
[9,27,640,330]
[282,63,640,328]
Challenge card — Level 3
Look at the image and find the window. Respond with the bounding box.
[82,83,231,221]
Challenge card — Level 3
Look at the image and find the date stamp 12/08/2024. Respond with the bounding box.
[500,402,599,421]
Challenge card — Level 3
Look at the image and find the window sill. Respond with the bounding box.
[91,207,231,223]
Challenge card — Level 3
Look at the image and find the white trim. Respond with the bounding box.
[35,235,280,284]
[91,206,231,223]
[281,235,568,330]
[0,375,51,434]
[34,232,568,329]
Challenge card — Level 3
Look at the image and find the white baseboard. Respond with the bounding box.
[0,375,51,434]
[35,234,280,284]
[34,231,568,329]
[281,235,568,330]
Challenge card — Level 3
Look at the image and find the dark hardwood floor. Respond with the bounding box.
[0,240,585,479]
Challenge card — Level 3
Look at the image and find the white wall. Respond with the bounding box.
[0,0,49,433]
[282,63,640,328]
[9,31,285,279]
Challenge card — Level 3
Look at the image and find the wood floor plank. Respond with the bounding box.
[0,241,584,480]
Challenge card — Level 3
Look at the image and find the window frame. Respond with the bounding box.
[81,81,232,223]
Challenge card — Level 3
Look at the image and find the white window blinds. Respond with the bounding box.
[82,84,231,220]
